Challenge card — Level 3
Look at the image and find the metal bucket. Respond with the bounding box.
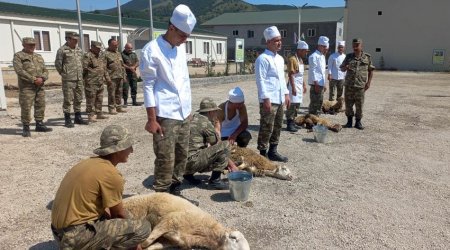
[228,171,253,202]
[313,124,328,143]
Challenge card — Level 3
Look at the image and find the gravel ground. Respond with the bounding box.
[0,71,449,249]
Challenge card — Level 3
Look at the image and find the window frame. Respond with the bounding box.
[216,42,222,55]
[203,41,210,54]
[279,29,287,38]
[186,40,193,54]
[307,28,316,37]
[32,30,51,52]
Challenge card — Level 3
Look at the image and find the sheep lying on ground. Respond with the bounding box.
[322,96,345,114]
[228,145,293,181]
[294,114,342,132]
[123,193,250,250]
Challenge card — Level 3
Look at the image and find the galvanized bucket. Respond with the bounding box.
[228,171,253,201]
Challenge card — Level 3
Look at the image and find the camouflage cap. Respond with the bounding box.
[352,38,363,44]
[91,41,102,49]
[93,125,134,156]
[197,97,220,112]
[22,37,36,44]
[65,31,79,39]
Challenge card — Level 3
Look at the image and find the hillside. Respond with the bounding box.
[93,0,305,24]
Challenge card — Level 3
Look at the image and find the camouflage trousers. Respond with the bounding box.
[18,81,46,125]
[257,103,284,151]
[153,117,190,192]
[308,85,324,115]
[221,130,252,148]
[185,141,230,175]
[123,73,137,101]
[329,79,344,101]
[85,82,105,115]
[107,78,123,111]
[51,218,151,250]
[345,86,365,119]
[62,80,84,113]
[285,103,301,121]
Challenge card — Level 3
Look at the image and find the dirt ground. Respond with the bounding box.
[0,71,449,249]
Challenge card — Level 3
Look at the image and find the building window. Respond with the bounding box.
[376,48,382,52]
[186,41,193,54]
[83,34,90,52]
[307,28,316,37]
[378,11,383,15]
[232,30,239,36]
[33,30,51,51]
[279,29,287,38]
[216,43,222,55]
[247,30,254,38]
[203,41,210,54]
[339,28,343,36]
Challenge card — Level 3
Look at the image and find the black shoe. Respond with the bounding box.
[35,121,53,132]
[132,97,139,106]
[345,116,353,128]
[123,99,128,106]
[64,113,74,128]
[22,125,31,137]
[267,144,288,162]
[183,174,202,185]
[355,119,365,130]
[74,112,89,125]
[207,171,228,190]
[286,120,298,132]
[259,150,267,157]
[169,183,182,196]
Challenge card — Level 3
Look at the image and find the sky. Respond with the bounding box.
[0,0,345,11]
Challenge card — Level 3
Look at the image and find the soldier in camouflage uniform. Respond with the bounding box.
[122,43,139,106]
[82,41,110,123]
[340,38,375,130]
[13,37,53,137]
[184,98,237,190]
[51,125,151,249]
[55,31,88,127]
[105,38,127,114]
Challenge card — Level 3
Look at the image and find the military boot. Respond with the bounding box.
[109,109,118,115]
[354,118,365,130]
[35,121,53,132]
[96,112,109,119]
[123,98,128,106]
[88,113,97,123]
[260,149,267,157]
[74,112,89,125]
[286,119,298,132]
[208,171,228,190]
[183,174,202,185]
[22,125,31,137]
[64,113,74,128]
[117,107,127,113]
[268,144,288,162]
[345,116,353,128]
[132,97,139,106]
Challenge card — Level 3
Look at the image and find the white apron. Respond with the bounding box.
[288,56,304,104]
[220,102,241,137]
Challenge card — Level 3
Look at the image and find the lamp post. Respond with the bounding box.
[292,3,308,42]
[149,0,153,41]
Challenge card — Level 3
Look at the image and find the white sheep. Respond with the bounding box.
[123,193,250,250]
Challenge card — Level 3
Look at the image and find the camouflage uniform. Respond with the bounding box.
[341,51,375,119]
[104,49,126,112]
[83,43,110,119]
[309,85,324,115]
[185,113,230,175]
[13,43,49,126]
[121,50,139,105]
[257,103,284,151]
[55,42,84,113]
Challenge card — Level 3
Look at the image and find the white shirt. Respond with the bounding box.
[255,49,289,104]
[328,52,346,80]
[220,101,241,137]
[140,35,191,120]
[308,50,326,86]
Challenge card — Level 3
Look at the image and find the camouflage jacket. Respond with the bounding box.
[341,51,375,88]
[55,43,83,81]
[104,49,126,80]
[82,51,111,85]
[121,50,139,78]
[188,113,218,157]
[13,50,48,85]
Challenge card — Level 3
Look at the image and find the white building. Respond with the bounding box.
[0,2,227,67]
[344,0,450,71]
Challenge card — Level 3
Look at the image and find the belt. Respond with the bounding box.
[51,224,81,241]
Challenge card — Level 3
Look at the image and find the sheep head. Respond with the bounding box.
[220,231,250,250]
[274,165,293,181]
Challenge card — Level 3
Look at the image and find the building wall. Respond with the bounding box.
[345,0,450,71]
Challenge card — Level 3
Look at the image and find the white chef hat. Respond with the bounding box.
[337,41,346,47]
[170,4,197,35]
[297,41,309,50]
[263,26,281,42]
[318,36,329,48]
[228,87,245,103]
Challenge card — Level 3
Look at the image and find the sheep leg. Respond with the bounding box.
[236,162,247,170]
[141,219,174,249]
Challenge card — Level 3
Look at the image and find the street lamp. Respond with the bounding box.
[292,3,308,42]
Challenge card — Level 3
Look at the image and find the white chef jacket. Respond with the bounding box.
[140,35,191,120]
[308,50,326,86]
[255,49,289,104]
[328,52,346,80]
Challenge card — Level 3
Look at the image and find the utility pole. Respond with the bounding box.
[292,3,308,42]
[149,0,154,41]
[117,0,124,50]
[76,0,84,52]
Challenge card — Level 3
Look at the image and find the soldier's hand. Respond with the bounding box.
[303,84,307,94]
[314,84,320,94]
[364,82,371,91]
[285,94,291,108]
[263,99,271,112]
[145,120,164,137]
[324,86,327,92]
[34,77,44,86]
[291,88,297,96]
[228,134,237,145]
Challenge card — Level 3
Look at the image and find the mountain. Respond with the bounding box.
[92,0,314,24]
